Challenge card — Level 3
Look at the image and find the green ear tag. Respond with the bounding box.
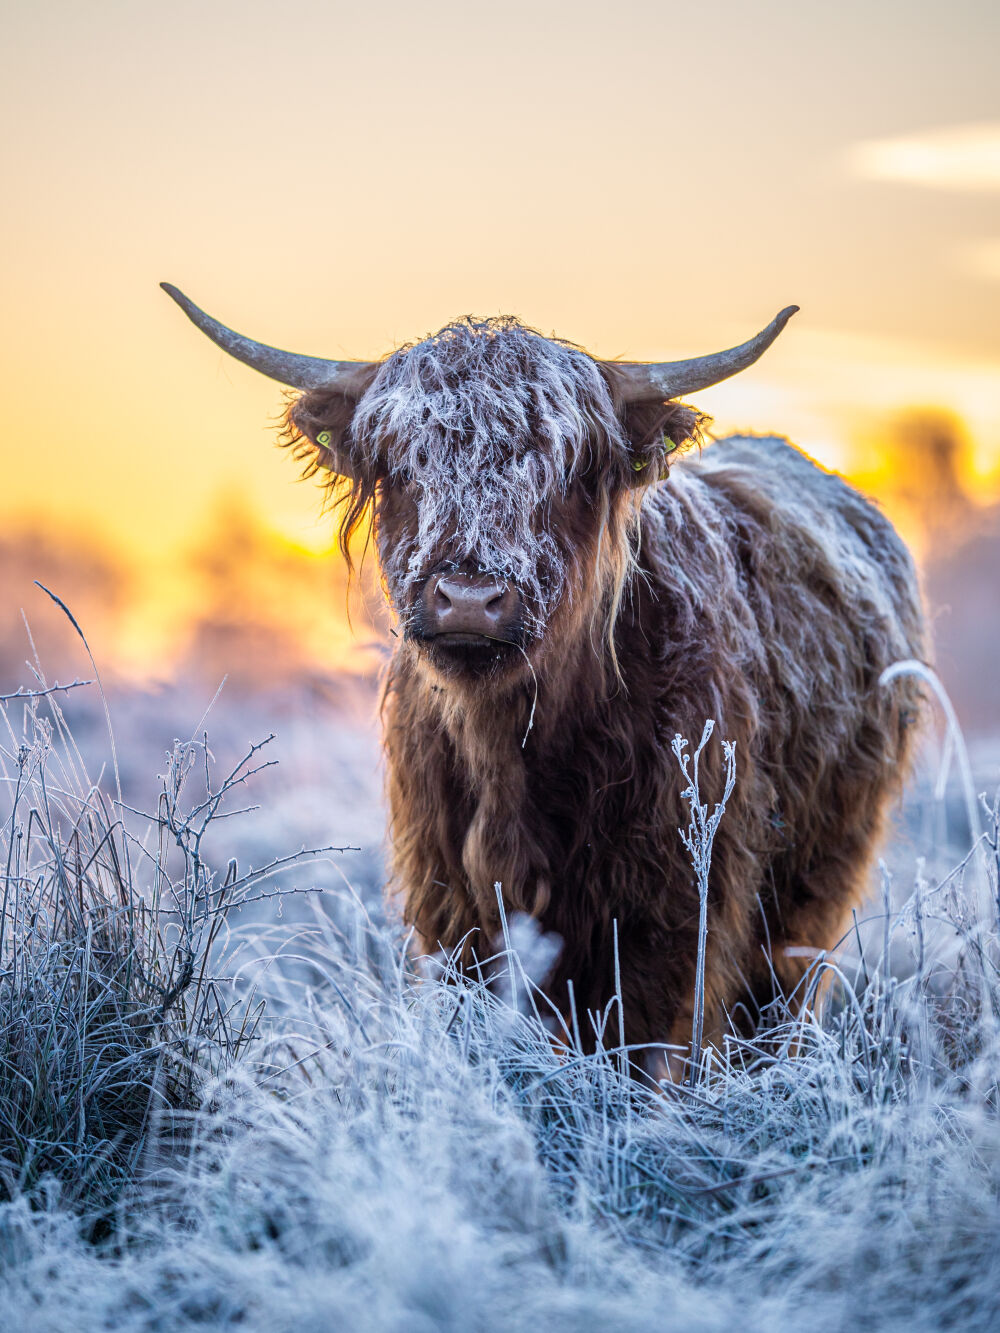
[631,457,648,472]
[317,431,332,447]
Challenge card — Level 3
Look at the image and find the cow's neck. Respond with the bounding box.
[432,631,606,920]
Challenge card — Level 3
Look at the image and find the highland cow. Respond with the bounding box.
[163,284,926,1071]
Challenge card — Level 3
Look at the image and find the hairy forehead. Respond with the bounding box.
[353,318,633,623]
[351,316,625,473]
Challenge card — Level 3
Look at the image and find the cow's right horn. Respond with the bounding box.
[160,283,374,391]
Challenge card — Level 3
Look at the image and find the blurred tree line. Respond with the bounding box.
[850,408,1000,734]
[0,496,387,696]
[2,419,997,733]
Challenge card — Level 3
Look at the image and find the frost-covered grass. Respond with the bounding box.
[2,676,1000,1331]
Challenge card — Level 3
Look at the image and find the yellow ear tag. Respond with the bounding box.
[631,457,649,472]
[317,431,332,447]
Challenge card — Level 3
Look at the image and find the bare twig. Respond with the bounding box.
[0,679,94,703]
[672,722,737,1086]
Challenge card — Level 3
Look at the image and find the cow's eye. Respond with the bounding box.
[387,468,413,490]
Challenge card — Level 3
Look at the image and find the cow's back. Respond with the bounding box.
[646,433,926,707]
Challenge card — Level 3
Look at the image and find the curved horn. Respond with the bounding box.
[160,283,372,391]
[614,306,799,401]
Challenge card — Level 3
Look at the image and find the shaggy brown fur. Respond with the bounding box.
[282,319,926,1069]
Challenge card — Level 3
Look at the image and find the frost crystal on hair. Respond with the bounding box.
[351,316,628,629]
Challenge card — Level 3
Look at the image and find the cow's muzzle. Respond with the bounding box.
[422,573,521,645]
[411,572,524,671]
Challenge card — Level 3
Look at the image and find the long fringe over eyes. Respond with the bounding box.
[353,318,634,629]
[280,318,708,647]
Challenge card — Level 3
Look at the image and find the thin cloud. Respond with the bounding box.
[846,123,1000,191]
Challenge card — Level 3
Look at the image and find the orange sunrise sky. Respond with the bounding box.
[1,0,998,601]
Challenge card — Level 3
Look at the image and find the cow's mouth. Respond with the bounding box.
[419,631,522,674]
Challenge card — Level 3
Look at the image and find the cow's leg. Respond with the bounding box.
[615,925,752,1083]
[746,772,903,1031]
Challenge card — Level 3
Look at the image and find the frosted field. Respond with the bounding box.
[1,665,999,1332]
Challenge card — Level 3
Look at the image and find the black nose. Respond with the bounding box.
[426,573,519,638]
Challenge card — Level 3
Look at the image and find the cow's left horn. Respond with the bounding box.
[614,306,799,401]
[160,283,373,391]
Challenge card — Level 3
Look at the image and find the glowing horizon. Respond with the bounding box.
[2,0,998,648]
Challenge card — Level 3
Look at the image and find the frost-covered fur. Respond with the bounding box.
[384,435,926,1058]
[350,317,632,631]
[284,316,927,1063]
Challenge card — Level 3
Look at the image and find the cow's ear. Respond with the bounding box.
[619,398,705,488]
[284,365,380,481]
